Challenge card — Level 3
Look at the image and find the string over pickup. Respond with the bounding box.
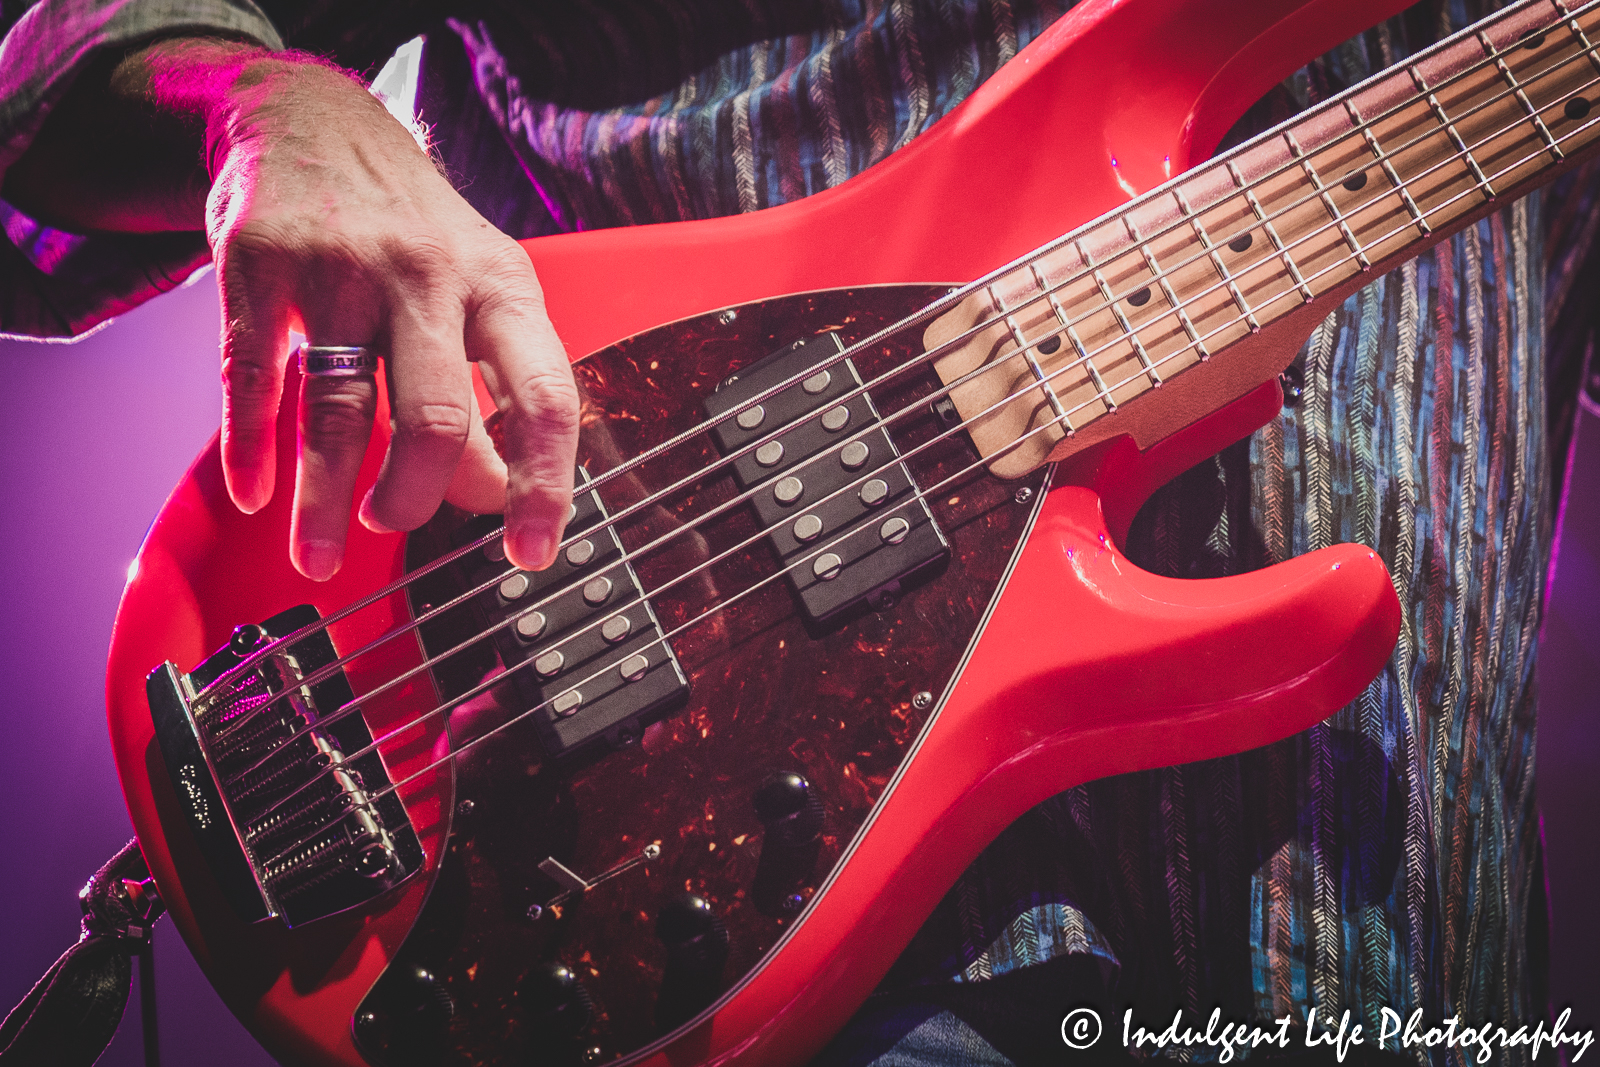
[704,333,949,626]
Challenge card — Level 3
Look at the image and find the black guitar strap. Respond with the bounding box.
[0,840,164,1067]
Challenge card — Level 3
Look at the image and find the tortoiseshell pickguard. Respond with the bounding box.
[355,286,1046,1065]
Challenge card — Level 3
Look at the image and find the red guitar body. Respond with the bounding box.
[107,0,1405,1063]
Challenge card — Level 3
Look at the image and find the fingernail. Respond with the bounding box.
[509,527,558,571]
[296,540,342,582]
[358,489,397,534]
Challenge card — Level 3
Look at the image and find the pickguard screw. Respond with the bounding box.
[912,691,933,710]
[1014,486,1034,505]
[526,903,543,922]
[583,1047,604,1065]
[717,309,738,325]
[783,893,805,913]
[456,799,474,817]
[644,843,662,861]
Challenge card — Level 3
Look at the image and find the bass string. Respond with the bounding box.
[211,22,1599,763]
[248,99,1600,867]
[194,0,1580,706]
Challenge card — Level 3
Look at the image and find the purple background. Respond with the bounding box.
[0,272,1595,1064]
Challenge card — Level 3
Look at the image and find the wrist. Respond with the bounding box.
[120,38,366,182]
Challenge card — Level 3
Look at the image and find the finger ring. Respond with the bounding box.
[298,344,379,377]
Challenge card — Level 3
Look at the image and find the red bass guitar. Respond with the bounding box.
[106,0,1596,1061]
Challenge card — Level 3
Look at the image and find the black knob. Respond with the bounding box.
[655,894,729,1033]
[352,964,454,1066]
[656,894,725,954]
[754,772,823,848]
[520,962,593,1040]
[752,772,824,918]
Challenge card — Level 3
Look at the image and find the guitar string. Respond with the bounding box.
[192,0,1579,707]
[222,0,1600,857]
[198,0,1577,717]
[210,18,1599,771]
[245,100,1600,876]
[210,13,1594,775]
[219,33,1600,836]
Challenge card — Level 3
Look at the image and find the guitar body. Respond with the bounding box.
[106,0,1408,1063]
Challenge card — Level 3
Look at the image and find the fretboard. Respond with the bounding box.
[931,0,1600,477]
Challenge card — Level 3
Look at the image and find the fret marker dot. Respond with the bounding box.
[1522,31,1546,49]
[1227,233,1253,253]
[1343,171,1368,192]
[821,406,851,432]
[552,690,583,717]
[566,539,596,566]
[793,514,823,542]
[1567,97,1591,121]
[813,553,843,581]
[840,441,870,470]
[500,573,530,600]
[802,370,832,394]
[1037,335,1062,355]
[1128,287,1152,308]
[775,476,804,505]
[736,405,765,431]
[755,440,785,467]
[515,611,547,640]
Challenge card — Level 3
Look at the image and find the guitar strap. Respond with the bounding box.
[0,840,163,1067]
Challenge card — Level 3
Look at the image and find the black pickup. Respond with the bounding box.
[703,333,949,626]
[445,469,690,760]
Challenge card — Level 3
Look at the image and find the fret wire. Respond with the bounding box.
[1076,239,1163,387]
[1342,98,1434,236]
[1056,90,1600,431]
[1552,0,1600,75]
[1030,261,1118,411]
[1123,216,1211,359]
[1408,65,1498,198]
[986,281,1076,435]
[1172,186,1262,330]
[1225,160,1316,303]
[1284,130,1374,267]
[1480,28,1566,159]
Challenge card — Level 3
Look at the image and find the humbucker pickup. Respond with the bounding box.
[704,333,949,625]
[446,468,690,759]
[147,605,425,927]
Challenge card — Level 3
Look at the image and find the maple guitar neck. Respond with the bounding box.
[932,0,1600,478]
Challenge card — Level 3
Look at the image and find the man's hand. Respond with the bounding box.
[7,38,578,578]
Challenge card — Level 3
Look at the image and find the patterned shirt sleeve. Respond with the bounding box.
[0,0,283,339]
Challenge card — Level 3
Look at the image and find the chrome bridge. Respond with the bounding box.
[147,605,424,926]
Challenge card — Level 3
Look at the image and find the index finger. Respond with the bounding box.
[466,264,580,572]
